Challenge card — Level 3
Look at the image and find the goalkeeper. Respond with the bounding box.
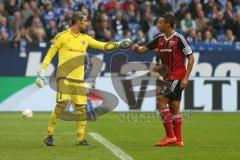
[36,11,132,146]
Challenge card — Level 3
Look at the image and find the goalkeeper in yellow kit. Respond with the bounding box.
[36,11,132,146]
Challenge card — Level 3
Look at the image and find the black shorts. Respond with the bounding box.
[157,80,183,101]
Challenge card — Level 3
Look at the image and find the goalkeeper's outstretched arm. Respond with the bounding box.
[87,36,132,51]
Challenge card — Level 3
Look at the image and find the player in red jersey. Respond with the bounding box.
[132,14,194,147]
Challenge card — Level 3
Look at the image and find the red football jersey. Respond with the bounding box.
[146,32,192,80]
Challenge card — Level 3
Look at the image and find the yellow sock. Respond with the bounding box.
[75,104,87,142]
[47,102,66,136]
[76,120,86,141]
[47,111,57,136]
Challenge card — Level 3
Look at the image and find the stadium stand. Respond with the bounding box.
[0,0,240,44]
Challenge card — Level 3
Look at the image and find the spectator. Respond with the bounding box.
[213,11,226,41]
[29,0,38,10]
[21,1,33,23]
[218,0,228,10]
[224,1,235,18]
[10,11,24,33]
[203,0,218,17]
[27,17,46,42]
[93,3,107,29]
[134,30,147,45]
[105,0,118,11]
[103,29,113,41]
[192,2,204,20]
[122,0,139,12]
[69,0,80,11]
[95,14,114,41]
[123,30,131,39]
[0,16,7,33]
[126,3,141,40]
[224,29,236,44]
[87,30,96,38]
[0,30,9,42]
[195,10,209,32]
[140,11,153,35]
[223,1,235,31]
[233,11,240,41]
[140,0,153,16]
[58,10,72,30]
[86,18,96,38]
[25,8,43,28]
[0,1,8,17]
[207,3,220,19]
[204,21,217,39]
[203,30,217,43]
[56,0,70,22]
[112,11,128,41]
[86,19,94,33]
[169,0,187,13]
[108,1,126,20]
[175,3,189,28]
[77,3,90,17]
[46,20,58,39]
[232,0,240,11]
[41,1,57,29]
[180,13,196,34]
[5,0,20,16]
[186,29,202,43]
[188,0,201,18]
[125,2,140,23]
[82,0,102,15]
[148,19,159,40]
[155,0,172,16]
[12,26,32,47]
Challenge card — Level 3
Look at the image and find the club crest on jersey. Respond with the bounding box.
[169,41,174,47]
[81,40,86,45]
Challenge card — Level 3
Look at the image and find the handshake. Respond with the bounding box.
[35,69,47,88]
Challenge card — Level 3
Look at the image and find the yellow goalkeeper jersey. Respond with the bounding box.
[41,29,107,80]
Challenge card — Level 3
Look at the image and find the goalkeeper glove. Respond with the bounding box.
[36,69,47,88]
[149,65,164,80]
[118,39,133,49]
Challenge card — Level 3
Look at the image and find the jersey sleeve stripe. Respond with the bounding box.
[176,33,192,55]
[176,33,188,48]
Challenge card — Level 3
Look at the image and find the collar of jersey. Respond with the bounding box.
[164,32,176,41]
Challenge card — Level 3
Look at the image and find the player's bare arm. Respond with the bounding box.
[180,54,194,89]
[132,43,149,53]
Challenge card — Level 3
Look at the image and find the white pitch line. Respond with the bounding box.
[89,132,134,160]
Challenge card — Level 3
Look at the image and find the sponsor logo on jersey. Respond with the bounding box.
[69,48,84,52]
[159,49,173,52]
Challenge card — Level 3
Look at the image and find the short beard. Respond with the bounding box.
[79,28,86,34]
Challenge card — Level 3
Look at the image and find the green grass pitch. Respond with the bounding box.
[0,112,239,160]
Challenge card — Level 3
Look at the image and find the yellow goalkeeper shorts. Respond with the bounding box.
[56,78,87,105]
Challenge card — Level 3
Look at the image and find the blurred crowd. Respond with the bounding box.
[0,0,240,46]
